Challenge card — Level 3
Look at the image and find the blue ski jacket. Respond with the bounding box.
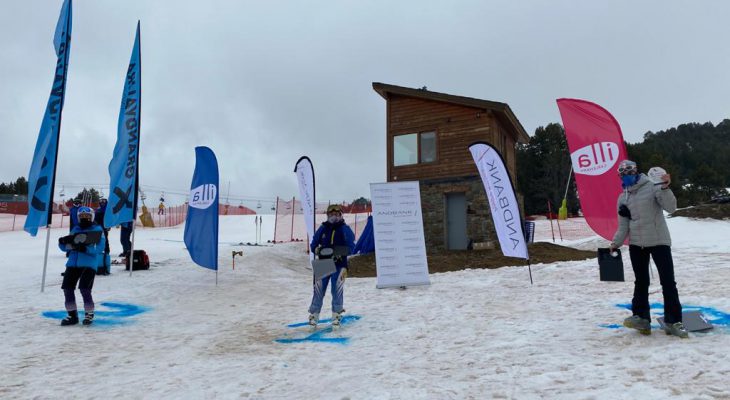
[58,224,105,270]
[310,220,355,268]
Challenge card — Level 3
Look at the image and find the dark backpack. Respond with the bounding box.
[125,250,150,270]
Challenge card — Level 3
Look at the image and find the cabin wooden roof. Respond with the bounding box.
[372,82,530,144]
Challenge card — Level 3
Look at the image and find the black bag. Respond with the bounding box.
[125,250,150,271]
[597,248,624,281]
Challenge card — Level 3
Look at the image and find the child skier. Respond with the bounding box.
[57,207,105,326]
[308,204,355,329]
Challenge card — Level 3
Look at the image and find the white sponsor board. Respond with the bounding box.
[370,181,430,289]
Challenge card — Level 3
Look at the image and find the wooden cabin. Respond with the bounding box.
[372,82,529,251]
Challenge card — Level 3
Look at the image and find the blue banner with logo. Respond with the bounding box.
[24,0,72,236]
[184,147,219,270]
[105,22,141,228]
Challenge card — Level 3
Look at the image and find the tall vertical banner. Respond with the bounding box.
[294,156,315,259]
[105,22,142,228]
[469,142,529,260]
[184,147,219,271]
[24,0,72,236]
[556,99,628,241]
[370,181,430,289]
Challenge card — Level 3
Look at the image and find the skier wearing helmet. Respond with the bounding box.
[609,160,687,338]
[307,204,355,329]
[57,206,106,326]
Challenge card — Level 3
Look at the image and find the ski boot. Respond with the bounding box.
[82,312,94,326]
[623,315,651,335]
[61,310,79,326]
[664,321,689,339]
[308,313,319,330]
[332,311,344,330]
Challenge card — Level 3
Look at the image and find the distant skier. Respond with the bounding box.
[609,160,687,338]
[308,204,355,329]
[57,207,105,326]
[95,198,111,275]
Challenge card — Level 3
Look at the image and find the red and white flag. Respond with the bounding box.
[556,99,628,241]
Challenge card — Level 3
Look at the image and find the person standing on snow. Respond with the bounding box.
[308,204,355,329]
[68,199,81,231]
[65,199,82,258]
[57,207,106,326]
[95,198,111,275]
[609,160,687,338]
[119,221,133,257]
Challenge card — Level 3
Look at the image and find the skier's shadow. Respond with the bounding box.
[42,302,150,327]
[275,315,361,344]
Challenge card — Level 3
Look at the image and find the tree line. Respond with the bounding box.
[516,119,730,215]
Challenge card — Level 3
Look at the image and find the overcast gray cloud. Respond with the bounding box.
[2,0,729,209]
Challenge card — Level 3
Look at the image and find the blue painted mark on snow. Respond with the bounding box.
[42,302,150,327]
[275,315,361,345]
[602,303,730,332]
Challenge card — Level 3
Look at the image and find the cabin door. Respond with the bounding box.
[446,192,468,250]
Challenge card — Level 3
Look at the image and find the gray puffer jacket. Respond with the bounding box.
[611,174,677,248]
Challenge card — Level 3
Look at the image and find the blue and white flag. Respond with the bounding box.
[294,156,315,259]
[105,22,141,229]
[25,0,72,236]
[184,147,219,270]
[469,141,528,260]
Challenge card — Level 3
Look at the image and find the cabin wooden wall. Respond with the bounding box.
[386,95,517,182]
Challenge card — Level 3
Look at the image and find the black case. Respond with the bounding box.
[597,248,624,281]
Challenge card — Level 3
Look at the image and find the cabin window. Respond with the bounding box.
[393,131,437,166]
[394,134,418,166]
[420,132,436,163]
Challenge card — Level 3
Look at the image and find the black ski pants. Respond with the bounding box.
[120,225,132,254]
[61,267,96,313]
[629,245,682,324]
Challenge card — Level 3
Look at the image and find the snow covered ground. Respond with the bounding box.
[1,215,729,399]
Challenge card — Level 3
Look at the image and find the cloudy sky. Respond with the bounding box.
[2,0,729,209]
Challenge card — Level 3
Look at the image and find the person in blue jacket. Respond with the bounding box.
[308,204,355,328]
[95,198,111,275]
[65,199,82,258]
[68,199,81,231]
[57,207,105,326]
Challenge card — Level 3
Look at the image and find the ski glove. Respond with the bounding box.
[618,204,632,219]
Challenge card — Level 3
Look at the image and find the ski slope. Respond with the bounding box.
[1,215,729,399]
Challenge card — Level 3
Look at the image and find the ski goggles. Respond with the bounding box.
[617,163,637,174]
[326,205,343,214]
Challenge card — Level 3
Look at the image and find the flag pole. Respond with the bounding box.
[129,21,142,278]
[41,1,72,292]
[527,259,533,285]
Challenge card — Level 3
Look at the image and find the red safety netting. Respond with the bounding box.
[0,201,256,232]
[139,203,256,228]
[272,197,371,243]
[0,201,68,232]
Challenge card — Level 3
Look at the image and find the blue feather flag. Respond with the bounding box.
[25,0,72,236]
